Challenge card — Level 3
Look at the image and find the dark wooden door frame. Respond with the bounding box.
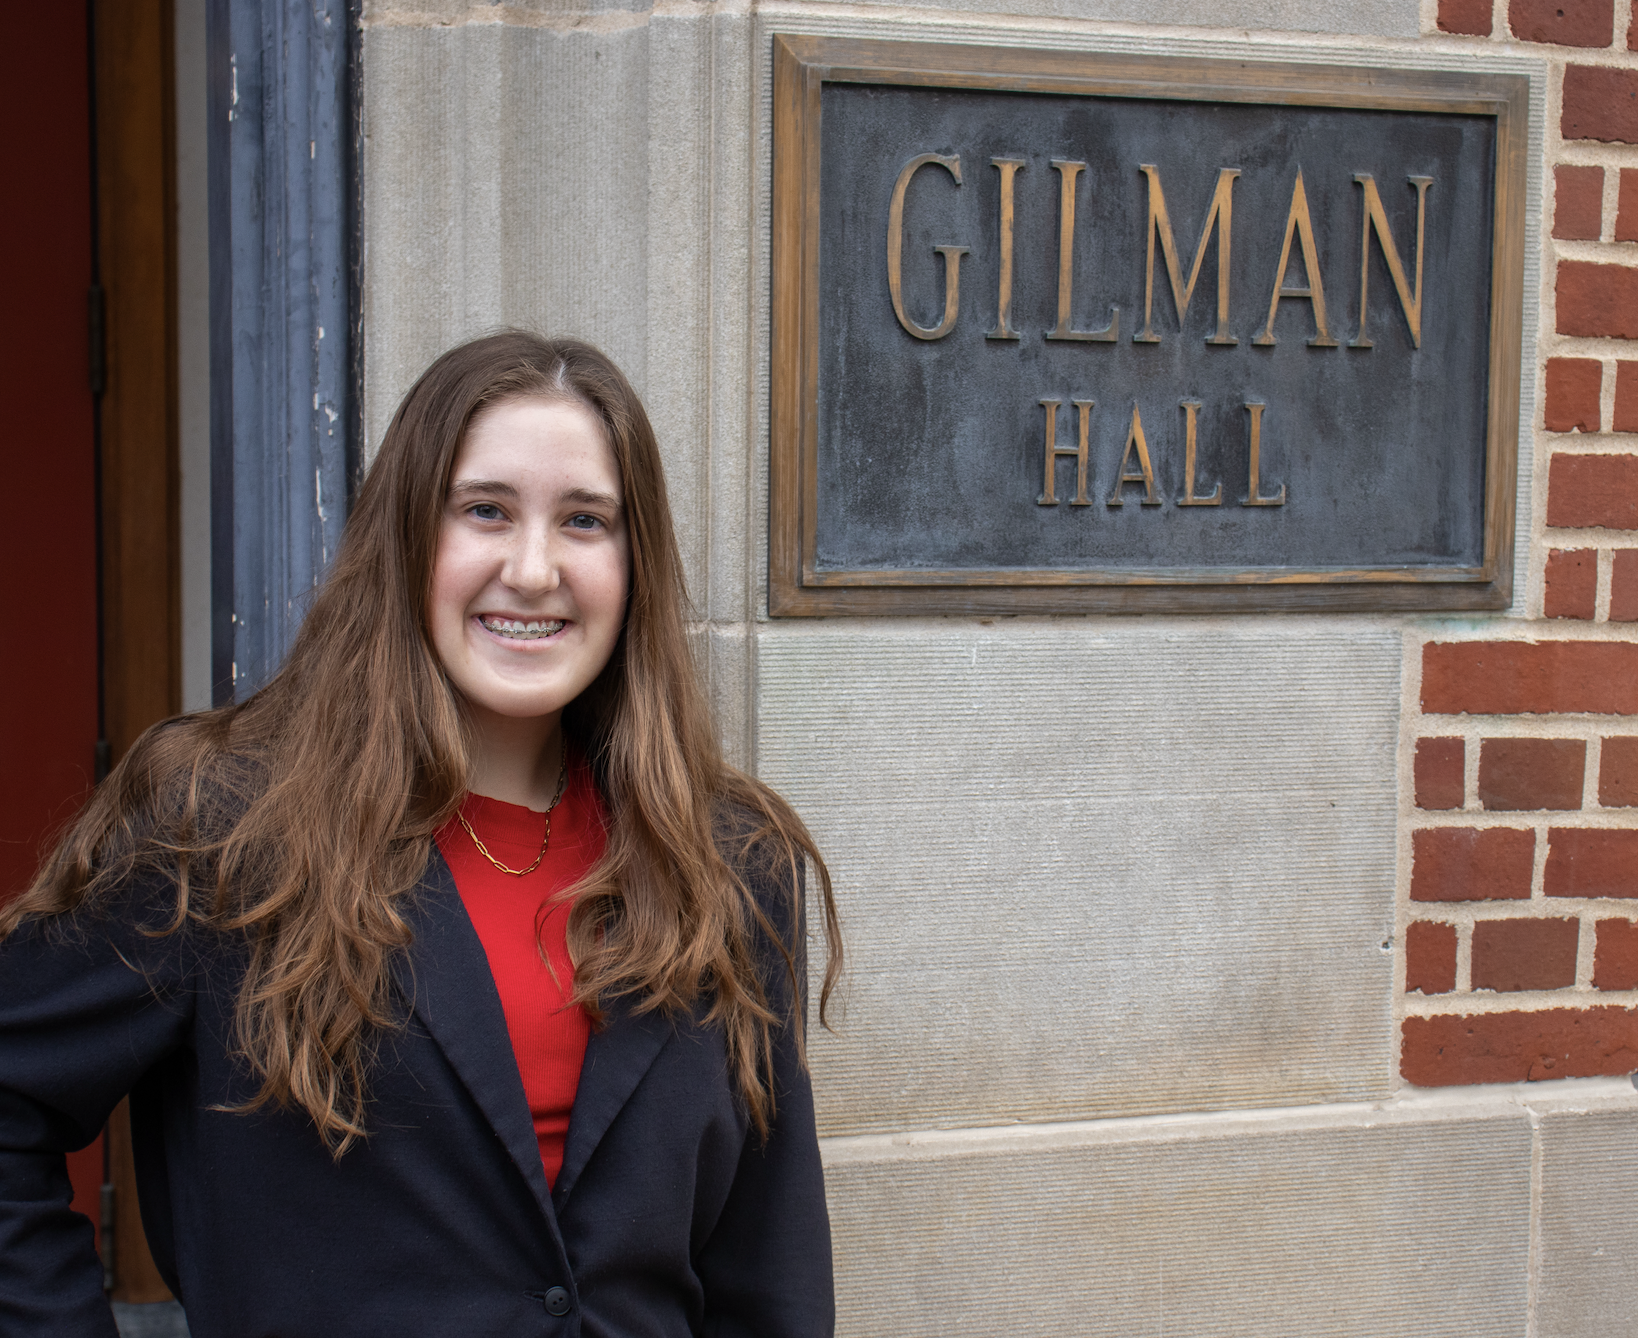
[92,0,182,1303]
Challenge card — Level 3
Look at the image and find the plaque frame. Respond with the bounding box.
[769,34,1528,615]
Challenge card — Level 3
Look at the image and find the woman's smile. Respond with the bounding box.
[477,614,568,641]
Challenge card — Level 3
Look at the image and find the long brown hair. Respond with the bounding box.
[3,332,841,1152]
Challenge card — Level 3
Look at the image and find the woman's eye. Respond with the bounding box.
[568,513,601,531]
[469,503,505,521]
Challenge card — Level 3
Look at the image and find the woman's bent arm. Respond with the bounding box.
[0,880,194,1337]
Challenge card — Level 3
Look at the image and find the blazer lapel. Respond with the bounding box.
[399,850,560,1230]
[553,995,673,1207]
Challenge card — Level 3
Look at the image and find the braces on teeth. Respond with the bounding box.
[482,617,564,639]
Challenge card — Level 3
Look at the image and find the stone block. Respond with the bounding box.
[361,11,758,615]
[1538,1106,1638,1334]
[362,21,654,450]
[765,0,1420,36]
[759,622,1400,1134]
[822,1106,1530,1337]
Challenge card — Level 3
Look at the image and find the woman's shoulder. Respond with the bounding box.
[709,784,810,959]
[111,709,267,812]
[713,786,803,880]
[8,712,266,930]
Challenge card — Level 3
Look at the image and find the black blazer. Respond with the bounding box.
[0,849,833,1337]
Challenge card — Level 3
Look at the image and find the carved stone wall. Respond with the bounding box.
[358,0,1638,1331]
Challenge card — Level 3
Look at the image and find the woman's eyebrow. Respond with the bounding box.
[448,478,518,499]
[562,487,622,509]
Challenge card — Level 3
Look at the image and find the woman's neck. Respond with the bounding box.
[465,707,565,811]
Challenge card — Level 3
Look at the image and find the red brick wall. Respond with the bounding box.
[1409,2,1638,1087]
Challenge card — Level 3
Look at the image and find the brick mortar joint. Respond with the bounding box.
[1403,988,1638,1013]
[1411,900,1638,920]
[1413,716,1638,737]
[1543,340,1638,361]
[1553,248,1638,266]
[1553,144,1638,164]
[1411,621,1638,643]
[1408,811,1638,826]
[1539,444,1638,458]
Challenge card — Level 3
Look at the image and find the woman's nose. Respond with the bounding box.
[504,524,560,594]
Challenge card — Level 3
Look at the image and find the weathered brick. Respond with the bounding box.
[1544,358,1602,432]
[1415,737,1466,810]
[1547,828,1638,897]
[1411,827,1535,901]
[1619,170,1638,243]
[1423,640,1638,714]
[1438,0,1493,33]
[1512,0,1614,46]
[1557,261,1638,339]
[1612,549,1638,620]
[1556,165,1606,241]
[1479,738,1587,810]
[1402,1007,1638,1084]
[1594,918,1638,988]
[1616,362,1638,432]
[1472,917,1580,991]
[1563,66,1638,144]
[1600,736,1638,806]
[1544,548,1598,619]
[1547,454,1638,529]
[1406,920,1458,994]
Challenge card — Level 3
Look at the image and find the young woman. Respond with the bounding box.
[0,332,842,1337]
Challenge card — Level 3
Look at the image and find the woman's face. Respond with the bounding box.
[429,395,630,727]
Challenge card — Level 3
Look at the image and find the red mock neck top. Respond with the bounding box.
[434,756,606,1190]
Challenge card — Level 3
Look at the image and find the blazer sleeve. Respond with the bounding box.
[694,851,836,1338]
[0,879,196,1338]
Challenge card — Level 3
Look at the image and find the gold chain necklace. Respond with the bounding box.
[456,746,570,877]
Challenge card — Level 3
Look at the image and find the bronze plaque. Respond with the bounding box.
[770,36,1527,614]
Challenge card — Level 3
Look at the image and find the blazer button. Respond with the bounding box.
[544,1286,572,1317]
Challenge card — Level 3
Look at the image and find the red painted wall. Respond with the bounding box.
[1,2,104,1246]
